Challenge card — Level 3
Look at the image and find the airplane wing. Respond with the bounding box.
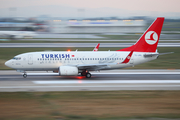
[144,52,173,57]
[77,63,117,71]
[76,51,134,70]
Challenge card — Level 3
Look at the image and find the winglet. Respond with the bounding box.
[93,43,100,51]
[122,51,133,63]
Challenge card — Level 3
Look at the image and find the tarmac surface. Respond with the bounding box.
[0,43,180,48]
[0,69,180,92]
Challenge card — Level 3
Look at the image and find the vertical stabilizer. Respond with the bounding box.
[117,17,164,52]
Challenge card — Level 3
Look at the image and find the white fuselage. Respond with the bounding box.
[0,31,36,38]
[5,51,157,72]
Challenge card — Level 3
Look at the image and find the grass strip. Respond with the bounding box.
[0,91,180,120]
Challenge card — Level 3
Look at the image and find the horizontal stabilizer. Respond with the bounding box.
[159,52,174,55]
[144,52,173,58]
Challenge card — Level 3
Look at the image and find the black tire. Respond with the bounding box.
[23,74,27,78]
[86,73,91,78]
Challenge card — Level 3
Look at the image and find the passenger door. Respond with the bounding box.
[28,54,33,65]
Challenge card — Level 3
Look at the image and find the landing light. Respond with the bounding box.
[77,76,85,80]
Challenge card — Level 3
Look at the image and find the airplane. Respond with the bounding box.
[0,30,36,39]
[5,17,171,78]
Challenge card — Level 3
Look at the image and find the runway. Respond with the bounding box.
[0,69,180,91]
[0,43,180,48]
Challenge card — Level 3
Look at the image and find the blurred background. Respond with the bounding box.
[0,0,180,39]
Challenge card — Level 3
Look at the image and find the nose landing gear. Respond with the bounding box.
[23,72,27,78]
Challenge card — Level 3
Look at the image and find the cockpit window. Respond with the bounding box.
[12,57,21,60]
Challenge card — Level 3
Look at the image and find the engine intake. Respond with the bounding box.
[59,66,78,76]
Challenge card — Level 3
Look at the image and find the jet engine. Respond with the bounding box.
[59,66,78,76]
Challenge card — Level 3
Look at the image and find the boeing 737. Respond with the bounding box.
[0,31,36,39]
[5,17,169,78]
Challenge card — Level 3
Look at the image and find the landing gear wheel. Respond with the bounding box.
[23,74,27,78]
[86,73,91,78]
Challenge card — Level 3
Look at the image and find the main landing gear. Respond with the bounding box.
[81,71,91,78]
[86,73,91,78]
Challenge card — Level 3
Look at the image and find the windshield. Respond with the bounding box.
[12,57,21,60]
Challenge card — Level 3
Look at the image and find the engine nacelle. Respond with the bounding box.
[59,66,78,76]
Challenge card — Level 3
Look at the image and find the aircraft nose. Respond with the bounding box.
[5,60,11,67]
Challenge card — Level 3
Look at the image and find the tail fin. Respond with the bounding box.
[117,17,164,52]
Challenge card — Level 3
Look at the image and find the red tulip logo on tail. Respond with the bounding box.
[145,31,158,45]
